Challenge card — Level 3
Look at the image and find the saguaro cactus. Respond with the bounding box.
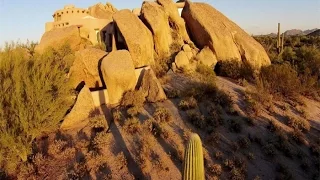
[183,133,204,180]
[277,23,285,53]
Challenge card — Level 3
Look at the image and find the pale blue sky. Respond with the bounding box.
[0,0,319,46]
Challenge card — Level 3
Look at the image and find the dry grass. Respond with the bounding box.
[178,96,197,110]
[286,116,310,132]
[153,107,173,123]
[123,117,141,134]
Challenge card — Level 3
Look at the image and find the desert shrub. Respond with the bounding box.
[209,164,222,176]
[207,132,220,145]
[112,109,123,122]
[196,63,216,79]
[127,106,142,117]
[262,143,277,157]
[286,116,310,132]
[178,96,197,110]
[186,110,206,128]
[153,107,172,123]
[123,117,141,134]
[148,119,169,139]
[48,140,68,157]
[121,90,145,108]
[237,137,251,149]
[0,43,74,173]
[290,129,305,144]
[92,132,109,147]
[115,152,127,170]
[214,151,223,160]
[152,54,170,78]
[88,115,107,129]
[228,119,242,133]
[259,63,301,98]
[215,60,255,81]
[164,88,180,98]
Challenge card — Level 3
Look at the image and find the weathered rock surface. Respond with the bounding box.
[89,2,117,19]
[175,51,189,69]
[157,0,190,43]
[182,2,271,69]
[196,47,217,67]
[132,8,141,16]
[101,50,136,104]
[141,2,172,57]
[182,44,194,60]
[36,26,91,52]
[61,85,95,130]
[139,69,167,102]
[113,9,154,68]
[69,48,107,89]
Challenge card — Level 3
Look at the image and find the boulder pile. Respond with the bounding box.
[36,0,271,129]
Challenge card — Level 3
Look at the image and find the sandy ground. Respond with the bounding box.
[23,74,320,180]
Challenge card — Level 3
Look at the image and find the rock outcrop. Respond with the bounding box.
[89,2,117,19]
[196,47,217,67]
[182,44,194,60]
[113,9,154,68]
[175,51,190,69]
[36,26,91,52]
[139,69,167,102]
[61,85,95,130]
[69,48,107,89]
[182,2,271,69]
[157,0,190,44]
[101,50,136,104]
[141,2,172,57]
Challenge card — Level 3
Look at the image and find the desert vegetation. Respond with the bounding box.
[0,42,75,174]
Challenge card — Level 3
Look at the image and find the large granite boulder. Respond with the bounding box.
[101,50,136,104]
[139,68,167,102]
[141,2,172,57]
[61,85,95,130]
[69,48,107,89]
[175,51,190,69]
[182,2,271,69]
[36,26,91,53]
[89,2,117,19]
[113,10,154,68]
[157,0,190,44]
[196,47,217,67]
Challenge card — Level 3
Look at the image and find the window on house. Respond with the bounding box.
[66,22,69,25]
[82,10,85,13]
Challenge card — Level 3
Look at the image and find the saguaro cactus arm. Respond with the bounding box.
[183,133,204,180]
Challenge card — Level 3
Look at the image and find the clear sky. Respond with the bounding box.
[0,0,319,46]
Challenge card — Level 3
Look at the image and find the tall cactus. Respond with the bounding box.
[183,133,204,180]
[277,23,285,53]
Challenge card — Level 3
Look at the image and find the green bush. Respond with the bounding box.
[121,90,145,108]
[215,60,255,81]
[0,42,74,173]
[259,63,301,98]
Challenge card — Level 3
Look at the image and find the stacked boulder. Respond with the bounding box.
[182,1,270,69]
[113,9,155,68]
[35,0,272,130]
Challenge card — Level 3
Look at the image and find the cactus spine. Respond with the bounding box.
[183,133,204,180]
